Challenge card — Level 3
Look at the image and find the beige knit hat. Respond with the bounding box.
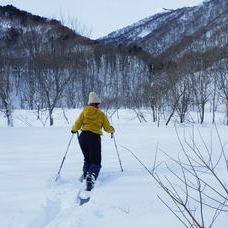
[88,92,101,104]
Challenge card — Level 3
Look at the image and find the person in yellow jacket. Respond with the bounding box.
[71,92,114,191]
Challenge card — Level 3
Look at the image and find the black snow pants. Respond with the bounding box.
[78,131,101,179]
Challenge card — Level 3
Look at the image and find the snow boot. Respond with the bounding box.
[86,173,96,191]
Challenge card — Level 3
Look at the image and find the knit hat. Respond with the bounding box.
[88,92,101,104]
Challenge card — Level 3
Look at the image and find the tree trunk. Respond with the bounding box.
[200,103,205,124]
[6,107,13,127]
[151,105,157,122]
[49,109,54,126]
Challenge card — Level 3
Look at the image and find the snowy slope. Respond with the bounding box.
[0,109,228,228]
[99,0,228,56]
[0,5,92,56]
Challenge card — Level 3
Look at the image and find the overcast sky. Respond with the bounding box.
[1,0,204,39]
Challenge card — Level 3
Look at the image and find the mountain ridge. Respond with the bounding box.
[98,0,228,58]
[0,5,95,56]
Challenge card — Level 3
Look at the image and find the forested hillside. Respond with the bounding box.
[0,0,227,126]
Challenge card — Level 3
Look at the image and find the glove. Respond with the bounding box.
[111,132,114,138]
[71,130,77,134]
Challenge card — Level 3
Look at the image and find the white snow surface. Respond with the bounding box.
[0,109,228,228]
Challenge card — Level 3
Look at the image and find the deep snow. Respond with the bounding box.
[0,109,227,228]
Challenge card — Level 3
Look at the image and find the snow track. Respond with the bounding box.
[26,170,160,228]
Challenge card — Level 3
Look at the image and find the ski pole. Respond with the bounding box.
[112,133,124,172]
[55,134,74,181]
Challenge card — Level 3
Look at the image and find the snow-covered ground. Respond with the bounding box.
[0,109,227,228]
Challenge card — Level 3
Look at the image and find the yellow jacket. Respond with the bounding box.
[71,106,114,135]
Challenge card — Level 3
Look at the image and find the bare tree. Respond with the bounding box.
[175,78,192,123]
[32,52,72,126]
[152,126,228,228]
[59,12,93,37]
[210,70,220,124]
[143,79,164,123]
[0,55,14,126]
[165,76,192,125]
[191,71,211,124]
[216,64,228,125]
